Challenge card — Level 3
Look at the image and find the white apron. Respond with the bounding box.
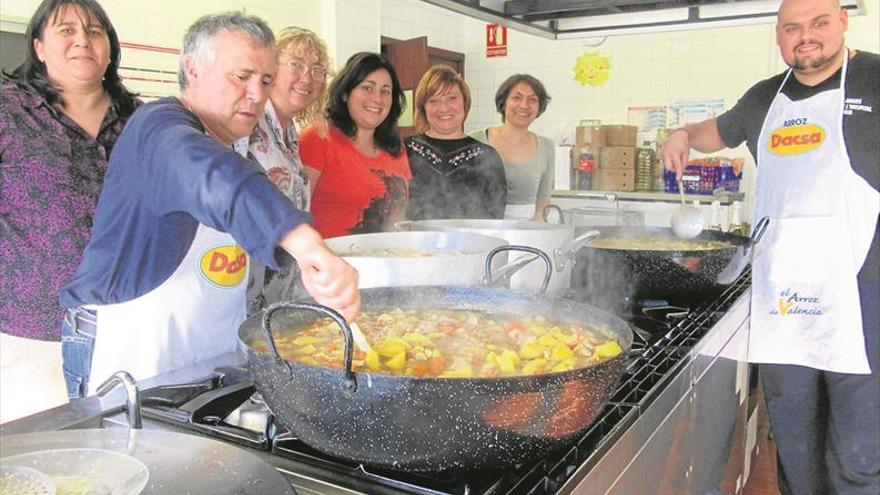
[87,225,248,394]
[504,203,536,220]
[0,334,67,423]
[749,52,879,374]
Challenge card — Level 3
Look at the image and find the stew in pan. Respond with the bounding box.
[589,236,733,251]
[264,309,624,379]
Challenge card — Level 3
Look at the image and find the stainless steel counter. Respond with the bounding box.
[552,189,745,204]
[565,290,752,494]
[0,352,247,436]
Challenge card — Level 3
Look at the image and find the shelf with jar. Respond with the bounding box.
[568,126,745,199]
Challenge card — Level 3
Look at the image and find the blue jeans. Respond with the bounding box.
[60,307,97,399]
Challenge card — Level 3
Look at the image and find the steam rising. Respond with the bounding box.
[570,226,750,311]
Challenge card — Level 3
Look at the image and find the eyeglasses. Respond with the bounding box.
[286,60,327,81]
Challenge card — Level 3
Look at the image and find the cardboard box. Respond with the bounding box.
[602,125,638,146]
[575,125,605,149]
[593,168,636,191]
[599,146,636,169]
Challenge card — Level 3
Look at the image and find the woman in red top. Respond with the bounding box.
[300,52,410,238]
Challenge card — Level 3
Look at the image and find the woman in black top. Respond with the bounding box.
[405,65,506,220]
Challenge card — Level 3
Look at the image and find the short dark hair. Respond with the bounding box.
[325,52,406,157]
[4,0,138,117]
[494,74,551,122]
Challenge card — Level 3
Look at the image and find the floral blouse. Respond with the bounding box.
[235,100,310,211]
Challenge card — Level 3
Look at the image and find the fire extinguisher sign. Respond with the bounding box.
[486,24,507,58]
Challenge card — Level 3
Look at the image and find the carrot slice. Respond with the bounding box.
[428,357,447,375]
[411,362,430,377]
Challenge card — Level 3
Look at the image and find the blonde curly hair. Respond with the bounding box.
[274,27,333,128]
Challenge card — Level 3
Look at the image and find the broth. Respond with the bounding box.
[340,246,438,257]
[264,309,624,378]
[590,237,733,251]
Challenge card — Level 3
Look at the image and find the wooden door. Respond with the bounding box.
[382,37,467,138]
[382,36,428,138]
[428,46,465,76]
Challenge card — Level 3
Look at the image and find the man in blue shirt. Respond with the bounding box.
[59,12,359,398]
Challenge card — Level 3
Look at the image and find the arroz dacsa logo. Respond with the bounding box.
[768,119,825,156]
[200,245,248,288]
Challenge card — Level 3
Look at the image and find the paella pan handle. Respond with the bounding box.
[748,216,770,249]
[555,230,600,272]
[627,324,652,348]
[715,217,770,285]
[542,204,565,224]
[261,301,357,390]
[484,245,553,294]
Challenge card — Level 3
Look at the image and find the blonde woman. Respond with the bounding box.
[235,27,331,311]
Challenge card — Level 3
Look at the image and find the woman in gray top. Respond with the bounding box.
[470,74,554,220]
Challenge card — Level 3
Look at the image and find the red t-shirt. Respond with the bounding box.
[299,125,411,238]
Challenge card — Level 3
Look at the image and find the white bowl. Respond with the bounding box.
[1,448,148,495]
[0,465,56,495]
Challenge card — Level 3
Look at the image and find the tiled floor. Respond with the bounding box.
[742,430,781,495]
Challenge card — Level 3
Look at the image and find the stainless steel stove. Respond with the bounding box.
[1,273,753,495]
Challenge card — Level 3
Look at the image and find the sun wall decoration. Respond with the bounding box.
[573,50,612,87]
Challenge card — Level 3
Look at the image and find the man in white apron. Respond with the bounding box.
[661,0,879,493]
[59,12,359,398]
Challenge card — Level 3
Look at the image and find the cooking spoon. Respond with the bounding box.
[349,322,373,354]
[670,178,704,239]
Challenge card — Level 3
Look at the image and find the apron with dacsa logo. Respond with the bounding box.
[87,224,248,394]
[749,52,879,374]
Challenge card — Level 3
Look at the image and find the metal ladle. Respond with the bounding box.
[670,178,705,239]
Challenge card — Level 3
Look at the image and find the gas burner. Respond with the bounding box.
[561,292,692,340]
[626,299,690,336]
[633,299,689,319]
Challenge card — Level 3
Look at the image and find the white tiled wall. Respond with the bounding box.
[1,1,326,54]
[466,9,877,146]
[380,0,467,52]
[333,0,382,68]
[2,0,329,97]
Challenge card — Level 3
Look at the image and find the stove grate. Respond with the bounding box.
[501,269,751,495]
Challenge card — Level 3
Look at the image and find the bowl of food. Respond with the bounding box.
[1,448,148,495]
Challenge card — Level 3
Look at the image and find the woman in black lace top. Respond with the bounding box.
[405,66,506,220]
